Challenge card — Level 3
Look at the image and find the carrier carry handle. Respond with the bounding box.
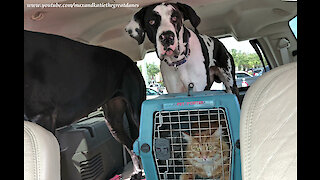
[187,83,194,96]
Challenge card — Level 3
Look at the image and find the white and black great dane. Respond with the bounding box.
[125,2,239,99]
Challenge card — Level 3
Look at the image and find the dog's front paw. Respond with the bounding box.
[130,171,143,180]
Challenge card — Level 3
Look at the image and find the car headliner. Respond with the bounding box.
[24,0,297,61]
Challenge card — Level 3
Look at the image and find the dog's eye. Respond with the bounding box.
[149,20,155,25]
[171,16,177,22]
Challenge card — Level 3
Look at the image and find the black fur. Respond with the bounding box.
[24,30,146,179]
[195,33,211,90]
[175,2,201,32]
[212,37,229,70]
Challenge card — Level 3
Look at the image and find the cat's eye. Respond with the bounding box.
[149,20,155,25]
[192,146,201,151]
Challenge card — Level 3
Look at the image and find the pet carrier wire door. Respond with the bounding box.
[133,90,241,180]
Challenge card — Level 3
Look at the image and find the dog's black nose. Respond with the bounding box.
[159,31,175,48]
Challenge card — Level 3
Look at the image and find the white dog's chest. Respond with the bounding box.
[160,31,209,93]
[161,52,207,93]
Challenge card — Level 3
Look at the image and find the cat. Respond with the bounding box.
[180,127,230,180]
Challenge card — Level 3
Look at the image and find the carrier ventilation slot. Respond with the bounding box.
[80,153,104,180]
[153,108,232,180]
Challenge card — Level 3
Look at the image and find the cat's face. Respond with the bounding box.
[182,128,224,164]
[189,141,220,164]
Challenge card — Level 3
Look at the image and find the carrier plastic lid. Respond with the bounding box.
[151,90,228,100]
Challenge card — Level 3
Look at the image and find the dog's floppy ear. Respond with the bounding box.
[125,7,147,45]
[175,2,201,30]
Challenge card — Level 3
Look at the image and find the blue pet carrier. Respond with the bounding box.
[134,87,241,180]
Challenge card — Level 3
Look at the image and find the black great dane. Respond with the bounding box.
[125,2,239,99]
[24,30,146,179]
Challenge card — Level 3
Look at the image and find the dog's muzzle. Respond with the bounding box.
[159,31,175,49]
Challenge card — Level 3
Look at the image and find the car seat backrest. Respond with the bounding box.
[240,62,297,180]
[24,121,60,180]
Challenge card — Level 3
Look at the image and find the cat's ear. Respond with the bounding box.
[181,132,192,142]
[212,127,223,138]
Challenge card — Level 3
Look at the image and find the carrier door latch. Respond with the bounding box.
[236,139,240,149]
[155,138,171,160]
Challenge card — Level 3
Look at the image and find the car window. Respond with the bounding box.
[253,69,261,73]
[236,73,251,79]
[211,37,269,90]
[289,16,297,38]
[220,37,265,73]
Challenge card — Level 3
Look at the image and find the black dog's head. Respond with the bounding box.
[125,2,200,61]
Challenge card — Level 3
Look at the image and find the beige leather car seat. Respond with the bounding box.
[24,121,61,180]
[240,62,297,180]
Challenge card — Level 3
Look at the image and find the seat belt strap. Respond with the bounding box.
[249,39,267,72]
[278,38,292,64]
